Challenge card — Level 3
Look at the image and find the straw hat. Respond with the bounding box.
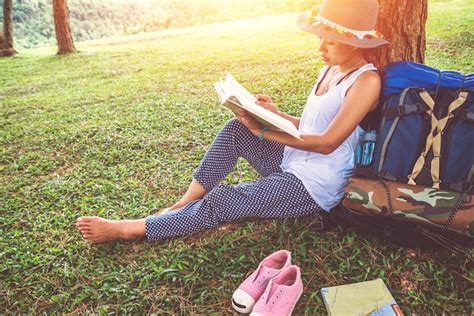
[297,0,389,48]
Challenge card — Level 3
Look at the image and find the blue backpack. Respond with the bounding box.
[333,62,474,252]
[370,61,474,192]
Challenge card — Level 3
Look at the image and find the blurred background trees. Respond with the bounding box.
[0,0,430,65]
[0,0,316,50]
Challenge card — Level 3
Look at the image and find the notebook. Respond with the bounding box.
[320,278,404,316]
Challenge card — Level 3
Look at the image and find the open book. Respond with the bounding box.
[214,73,301,140]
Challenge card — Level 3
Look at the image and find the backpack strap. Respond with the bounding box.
[408,91,469,188]
[443,183,473,231]
[383,102,429,120]
[376,87,412,174]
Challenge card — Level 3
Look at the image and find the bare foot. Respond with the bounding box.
[76,216,145,243]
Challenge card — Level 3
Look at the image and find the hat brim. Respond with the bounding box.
[297,12,389,49]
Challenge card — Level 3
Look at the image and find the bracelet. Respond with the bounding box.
[258,127,269,142]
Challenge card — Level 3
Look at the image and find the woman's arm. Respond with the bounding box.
[275,111,301,129]
[239,72,381,154]
[255,94,301,129]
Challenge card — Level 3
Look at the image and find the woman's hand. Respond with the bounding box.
[235,109,263,136]
[255,94,278,113]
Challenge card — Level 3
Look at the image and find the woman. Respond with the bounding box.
[76,0,389,243]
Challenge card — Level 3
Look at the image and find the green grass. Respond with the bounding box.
[1,1,473,313]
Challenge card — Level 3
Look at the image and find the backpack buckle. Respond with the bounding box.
[401,103,421,115]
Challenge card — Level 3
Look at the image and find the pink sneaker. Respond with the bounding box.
[232,250,291,313]
[249,265,303,316]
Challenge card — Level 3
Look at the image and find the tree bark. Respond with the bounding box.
[371,0,428,70]
[52,0,76,54]
[1,0,16,57]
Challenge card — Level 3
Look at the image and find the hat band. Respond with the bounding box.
[307,10,383,40]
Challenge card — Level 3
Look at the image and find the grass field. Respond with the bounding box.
[1,0,473,314]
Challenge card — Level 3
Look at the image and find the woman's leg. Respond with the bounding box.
[146,172,322,241]
[77,172,322,243]
[162,179,207,213]
[167,118,285,211]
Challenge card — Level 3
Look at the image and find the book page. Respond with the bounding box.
[224,73,257,103]
[215,73,301,139]
[232,91,301,139]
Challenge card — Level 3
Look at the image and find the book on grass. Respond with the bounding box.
[214,73,301,140]
[321,278,404,316]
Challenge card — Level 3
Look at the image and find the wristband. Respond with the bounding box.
[258,127,269,142]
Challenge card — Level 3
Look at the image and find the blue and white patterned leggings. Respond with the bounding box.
[145,119,322,241]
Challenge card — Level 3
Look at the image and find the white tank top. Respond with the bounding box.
[280,63,378,211]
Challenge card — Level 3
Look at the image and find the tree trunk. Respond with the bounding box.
[372,0,428,70]
[52,0,76,54]
[1,0,16,57]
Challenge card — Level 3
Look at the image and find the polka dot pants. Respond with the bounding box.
[145,119,322,241]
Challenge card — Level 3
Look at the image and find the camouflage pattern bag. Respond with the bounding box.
[339,177,474,249]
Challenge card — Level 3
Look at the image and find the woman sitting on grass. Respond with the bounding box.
[76,0,389,243]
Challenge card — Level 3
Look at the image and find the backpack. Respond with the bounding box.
[372,86,474,191]
[335,61,474,252]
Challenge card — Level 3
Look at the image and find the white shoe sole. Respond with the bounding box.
[232,288,255,314]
